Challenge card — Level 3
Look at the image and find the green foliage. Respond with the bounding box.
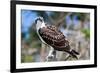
[22,55,33,63]
[76,13,86,21]
[81,29,90,39]
[25,25,41,48]
[70,13,90,22]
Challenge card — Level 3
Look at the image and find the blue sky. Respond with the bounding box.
[21,10,37,33]
[21,10,37,39]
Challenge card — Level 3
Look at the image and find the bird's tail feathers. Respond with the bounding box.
[66,49,79,59]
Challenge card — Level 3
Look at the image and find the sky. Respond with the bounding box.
[21,10,37,39]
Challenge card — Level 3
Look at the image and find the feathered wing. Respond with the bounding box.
[38,26,70,51]
[38,25,79,59]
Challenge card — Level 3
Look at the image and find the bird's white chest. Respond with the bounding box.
[37,30,47,44]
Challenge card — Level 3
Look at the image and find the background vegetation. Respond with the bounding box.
[21,10,90,62]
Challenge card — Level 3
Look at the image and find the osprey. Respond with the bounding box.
[35,17,79,60]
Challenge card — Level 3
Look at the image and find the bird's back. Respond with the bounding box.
[38,25,70,51]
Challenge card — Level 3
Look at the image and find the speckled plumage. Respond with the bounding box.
[35,17,79,59]
[38,25,70,51]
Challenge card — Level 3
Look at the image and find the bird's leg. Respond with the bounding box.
[46,47,57,61]
[66,49,79,60]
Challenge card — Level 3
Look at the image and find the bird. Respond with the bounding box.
[35,16,79,60]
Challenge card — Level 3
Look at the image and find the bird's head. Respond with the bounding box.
[35,16,45,30]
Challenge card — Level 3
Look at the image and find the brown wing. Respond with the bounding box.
[38,26,69,49]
